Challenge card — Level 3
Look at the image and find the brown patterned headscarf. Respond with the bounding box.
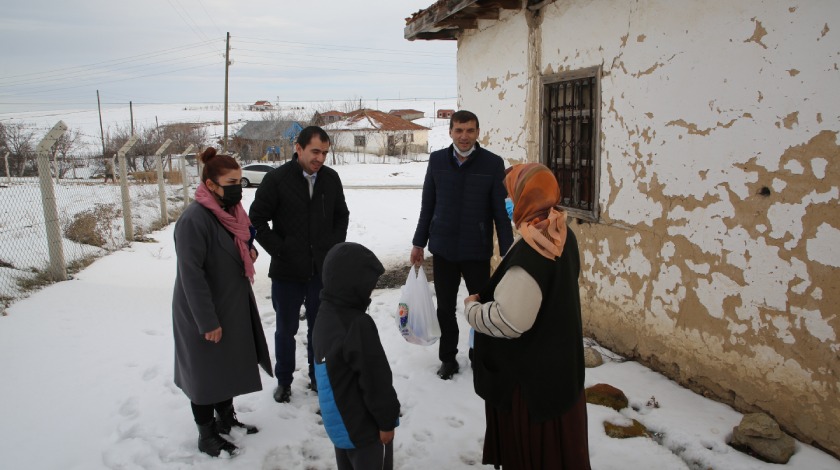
[504,163,568,260]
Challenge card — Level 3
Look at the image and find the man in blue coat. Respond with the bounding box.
[410,110,514,380]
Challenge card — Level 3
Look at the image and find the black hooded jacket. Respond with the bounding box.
[312,242,400,449]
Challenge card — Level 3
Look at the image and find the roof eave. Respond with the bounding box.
[404,0,522,41]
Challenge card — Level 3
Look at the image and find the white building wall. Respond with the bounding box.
[456,0,840,455]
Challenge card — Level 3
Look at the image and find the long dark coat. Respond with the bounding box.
[172,201,272,405]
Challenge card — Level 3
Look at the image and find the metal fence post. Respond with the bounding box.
[117,136,139,241]
[154,139,172,226]
[35,121,68,282]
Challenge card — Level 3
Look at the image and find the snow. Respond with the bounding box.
[1,115,838,469]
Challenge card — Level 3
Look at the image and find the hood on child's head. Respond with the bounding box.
[320,242,384,310]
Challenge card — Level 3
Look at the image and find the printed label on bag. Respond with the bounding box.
[398,303,409,334]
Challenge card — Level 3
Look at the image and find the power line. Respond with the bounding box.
[233,59,452,78]
[232,48,453,69]
[235,36,452,58]
[0,41,221,83]
[0,50,221,89]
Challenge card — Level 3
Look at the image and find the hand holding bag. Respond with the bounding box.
[396,265,440,346]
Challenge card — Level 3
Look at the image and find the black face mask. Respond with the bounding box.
[216,183,242,208]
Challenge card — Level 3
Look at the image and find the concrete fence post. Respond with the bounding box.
[154,139,172,226]
[35,121,68,282]
[3,152,10,186]
[180,145,194,208]
[117,135,139,241]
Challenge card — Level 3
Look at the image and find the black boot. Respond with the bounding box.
[215,403,259,435]
[197,421,238,457]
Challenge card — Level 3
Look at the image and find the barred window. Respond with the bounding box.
[354,135,366,147]
[541,66,600,221]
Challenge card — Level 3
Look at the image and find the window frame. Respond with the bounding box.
[540,65,602,222]
[354,135,366,147]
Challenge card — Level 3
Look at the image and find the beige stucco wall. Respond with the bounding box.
[455,0,840,456]
[329,130,429,156]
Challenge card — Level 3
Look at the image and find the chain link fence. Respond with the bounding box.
[1,122,200,314]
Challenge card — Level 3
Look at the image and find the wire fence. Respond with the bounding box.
[0,122,200,314]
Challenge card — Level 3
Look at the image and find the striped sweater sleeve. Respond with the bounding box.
[465,266,542,339]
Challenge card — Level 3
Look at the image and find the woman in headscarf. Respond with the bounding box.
[464,163,591,469]
[172,147,272,457]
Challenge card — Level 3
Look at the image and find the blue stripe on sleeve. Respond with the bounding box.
[315,362,355,449]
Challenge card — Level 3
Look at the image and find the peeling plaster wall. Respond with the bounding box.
[457,0,840,456]
[457,9,531,160]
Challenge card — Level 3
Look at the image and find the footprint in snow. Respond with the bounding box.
[413,429,433,442]
[445,415,464,428]
[142,366,158,381]
[118,397,140,419]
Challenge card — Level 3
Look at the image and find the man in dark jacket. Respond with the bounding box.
[410,110,514,380]
[313,242,400,470]
[249,126,350,403]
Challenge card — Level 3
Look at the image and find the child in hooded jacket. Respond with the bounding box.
[312,242,400,470]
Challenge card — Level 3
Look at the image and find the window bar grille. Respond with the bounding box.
[546,76,594,211]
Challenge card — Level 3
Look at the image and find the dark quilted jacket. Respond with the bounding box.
[249,156,349,281]
[412,143,513,261]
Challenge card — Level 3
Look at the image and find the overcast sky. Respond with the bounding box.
[0,0,455,113]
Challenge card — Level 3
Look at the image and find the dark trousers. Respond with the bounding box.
[271,277,323,386]
[335,441,393,470]
[432,255,490,363]
[190,398,233,425]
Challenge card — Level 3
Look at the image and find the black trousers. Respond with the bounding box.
[190,398,233,425]
[335,440,393,470]
[432,255,490,363]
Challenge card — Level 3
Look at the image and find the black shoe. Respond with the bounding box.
[308,379,318,394]
[437,360,459,380]
[197,421,238,457]
[215,403,258,435]
[273,385,291,403]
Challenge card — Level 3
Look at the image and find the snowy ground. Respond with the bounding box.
[1,157,838,469]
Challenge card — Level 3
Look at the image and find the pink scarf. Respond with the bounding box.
[194,183,255,283]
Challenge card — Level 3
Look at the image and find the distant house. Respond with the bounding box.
[232,120,303,161]
[323,109,429,156]
[388,109,425,121]
[311,110,346,126]
[436,109,455,119]
[249,100,274,111]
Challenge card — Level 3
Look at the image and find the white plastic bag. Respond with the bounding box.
[396,265,440,346]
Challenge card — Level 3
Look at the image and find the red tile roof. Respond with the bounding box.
[340,109,429,131]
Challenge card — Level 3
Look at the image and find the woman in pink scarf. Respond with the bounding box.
[172,148,272,458]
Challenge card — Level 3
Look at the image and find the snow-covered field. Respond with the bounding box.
[0,99,458,157]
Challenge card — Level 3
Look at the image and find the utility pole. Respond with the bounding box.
[130,101,134,136]
[223,31,231,152]
[97,90,106,157]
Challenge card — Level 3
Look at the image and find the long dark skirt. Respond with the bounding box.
[483,387,591,470]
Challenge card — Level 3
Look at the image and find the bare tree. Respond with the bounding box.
[104,122,209,174]
[1,122,37,176]
[49,128,82,179]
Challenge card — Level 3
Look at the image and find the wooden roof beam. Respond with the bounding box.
[405,0,480,40]
[439,17,479,29]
